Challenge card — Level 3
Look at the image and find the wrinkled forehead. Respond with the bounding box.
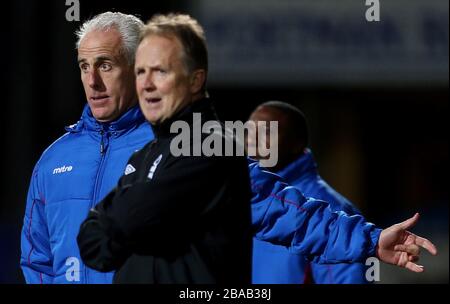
[136,34,186,67]
[138,33,184,55]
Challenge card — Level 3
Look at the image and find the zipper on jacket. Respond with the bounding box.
[86,127,110,283]
[92,128,109,207]
[100,130,105,154]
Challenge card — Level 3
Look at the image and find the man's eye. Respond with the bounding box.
[100,63,112,71]
[80,64,89,72]
[157,69,166,74]
[135,69,145,76]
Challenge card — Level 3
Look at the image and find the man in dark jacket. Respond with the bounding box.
[77,14,437,285]
[77,13,253,284]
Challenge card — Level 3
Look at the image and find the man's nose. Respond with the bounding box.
[87,69,102,89]
[143,73,156,91]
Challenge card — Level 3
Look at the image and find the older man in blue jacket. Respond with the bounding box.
[20,12,154,284]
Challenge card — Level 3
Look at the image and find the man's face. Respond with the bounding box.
[246,106,297,171]
[78,29,136,122]
[246,106,284,159]
[135,34,196,125]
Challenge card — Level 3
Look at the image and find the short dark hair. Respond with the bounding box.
[259,101,309,147]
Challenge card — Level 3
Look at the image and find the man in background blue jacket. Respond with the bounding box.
[20,12,154,284]
[247,101,368,283]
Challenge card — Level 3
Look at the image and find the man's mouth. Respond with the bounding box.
[90,95,110,102]
[145,97,162,104]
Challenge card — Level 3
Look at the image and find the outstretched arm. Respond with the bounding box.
[249,163,438,273]
[377,213,437,272]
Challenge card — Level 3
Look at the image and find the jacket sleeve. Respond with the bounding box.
[77,155,232,272]
[308,187,370,283]
[20,164,54,283]
[306,177,370,283]
[249,163,382,264]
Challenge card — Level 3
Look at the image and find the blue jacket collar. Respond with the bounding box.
[276,148,318,182]
[66,103,146,135]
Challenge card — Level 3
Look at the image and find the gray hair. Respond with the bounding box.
[75,12,144,65]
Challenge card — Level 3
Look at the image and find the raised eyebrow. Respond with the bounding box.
[95,56,114,63]
[134,66,146,74]
[77,56,114,65]
[150,65,166,71]
[134,64,159,71]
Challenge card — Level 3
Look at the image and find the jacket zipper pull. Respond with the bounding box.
[100,130,105,154]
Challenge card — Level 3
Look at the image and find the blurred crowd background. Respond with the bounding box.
[0,0,447,283]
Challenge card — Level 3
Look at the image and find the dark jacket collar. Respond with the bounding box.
[151,97,218,139]
[66,103,146,136]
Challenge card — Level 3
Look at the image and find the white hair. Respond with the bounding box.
[75,12,143,65]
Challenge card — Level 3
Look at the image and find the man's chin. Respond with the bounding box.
[145,111,170,126]
[92,109,116,123]
[147,116,163,126]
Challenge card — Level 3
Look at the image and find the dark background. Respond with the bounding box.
[0,0,448,283]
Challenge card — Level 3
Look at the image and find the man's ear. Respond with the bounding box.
[190,69,206,94]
